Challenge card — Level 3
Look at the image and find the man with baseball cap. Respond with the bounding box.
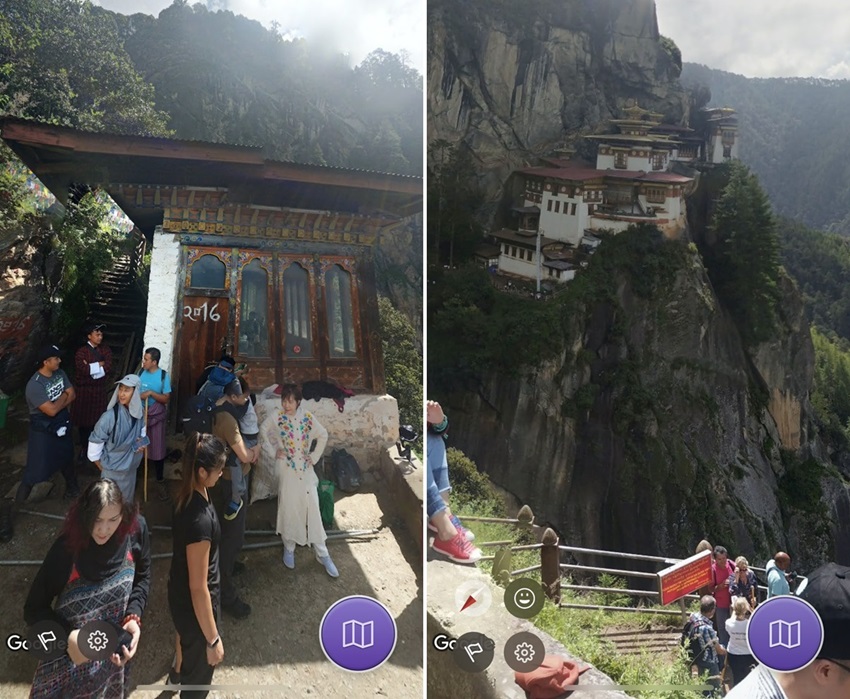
[16,344,78,504]
[70,321,112,466]
[727,562,850,698]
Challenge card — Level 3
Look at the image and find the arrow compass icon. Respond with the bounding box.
[454,581,492,617]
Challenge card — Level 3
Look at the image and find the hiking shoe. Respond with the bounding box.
[282,548,295,569]
[0,501,13,543]
[223,499,243,521]
[222,597,251,619]
[432,532,482,564]
[156,480,170,501]
[317,554,339,578]
[166,666,180,687]
[427,516,475,542]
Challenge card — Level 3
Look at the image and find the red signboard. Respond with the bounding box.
[658,550,713,606]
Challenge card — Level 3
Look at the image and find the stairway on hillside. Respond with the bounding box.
[87,253,148,379]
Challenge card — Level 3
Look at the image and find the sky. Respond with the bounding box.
[93,0,425,74]
[655,0,850,80]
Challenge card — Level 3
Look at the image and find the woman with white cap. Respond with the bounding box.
[88,374,146,502]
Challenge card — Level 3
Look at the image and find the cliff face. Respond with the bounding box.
[0,223,58,392]
[428,0,688,208]
[444,243,845,569]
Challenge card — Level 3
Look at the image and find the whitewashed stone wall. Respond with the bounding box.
[143,228,181,371]
[250,391,400,502]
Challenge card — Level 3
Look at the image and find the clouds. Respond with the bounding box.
[93,0,424,73]
[655,0,850,79]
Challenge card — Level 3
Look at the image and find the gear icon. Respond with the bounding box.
[87,629,109,653]
[514,641,535,664]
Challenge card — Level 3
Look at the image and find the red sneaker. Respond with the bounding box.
[432,531,482,563]
[427,516,475,542]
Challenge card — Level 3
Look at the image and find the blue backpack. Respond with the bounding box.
[182,395,218,435]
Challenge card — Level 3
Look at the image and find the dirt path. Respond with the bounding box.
[0,413,422,698]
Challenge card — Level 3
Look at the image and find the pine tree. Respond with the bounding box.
[709,161,781,345]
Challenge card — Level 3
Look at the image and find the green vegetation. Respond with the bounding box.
[427,140,484,266]
[779,218,850,341]
[428,224,688,394]
[0,0,170,135]
[378,296,422,441]
[447,447,704,699]
[659,36,682,74]
[810,327,850,446]
[52,192,124,337]
[703,161,780,346]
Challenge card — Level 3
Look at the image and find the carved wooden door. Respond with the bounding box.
[177,295,230,422]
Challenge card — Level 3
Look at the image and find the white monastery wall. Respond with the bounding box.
[143,228,182,372]
[499,253,537,279]
[250,392,400,501]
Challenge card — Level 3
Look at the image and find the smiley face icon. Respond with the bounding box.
[505,578,545,619]
[514,587,536,610]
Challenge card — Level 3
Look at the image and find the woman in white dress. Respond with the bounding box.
[261,383,337,577]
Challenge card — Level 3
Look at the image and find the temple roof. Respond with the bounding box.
[519,162,692,185]
[0,117,422,234]
[491,228,560,246]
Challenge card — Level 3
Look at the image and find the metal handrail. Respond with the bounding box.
[558,544,675,564]
[559,563,658,580]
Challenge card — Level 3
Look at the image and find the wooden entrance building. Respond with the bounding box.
[1,118,422,413]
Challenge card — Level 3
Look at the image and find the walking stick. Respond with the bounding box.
[143,399,149,502]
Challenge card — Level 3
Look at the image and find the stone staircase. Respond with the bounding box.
[87,252,148,379]
[598,626,682,657]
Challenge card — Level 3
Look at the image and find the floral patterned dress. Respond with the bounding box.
[261,406,328,549]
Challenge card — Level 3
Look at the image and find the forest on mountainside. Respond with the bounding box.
[681,62,850,234]
[0,0,422,175]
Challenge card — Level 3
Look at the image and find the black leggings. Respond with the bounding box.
[727,653,755,686]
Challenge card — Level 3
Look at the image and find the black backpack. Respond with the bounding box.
[680,617,708,665]
[182,395,218,435]
[331,448,362,493]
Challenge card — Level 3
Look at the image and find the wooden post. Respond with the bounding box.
[517,504,534,530]
[540,527,561,603]
[679,596,687,624]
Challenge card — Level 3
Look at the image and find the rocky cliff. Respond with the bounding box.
[428,0,688,211]
[441,231,847,570]
[0,221,59,392]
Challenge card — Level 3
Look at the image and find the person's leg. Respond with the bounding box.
[14,481,32,503]
[698,661,720,697]
[177,619,214,699]
[172,632,182,676]
[715,607,730,647]
[58,436,78,496]
[77,426,92,461]
[230,465,245,504]
[218,477,249,617]
[427,446,456,540]
[224,465,245,519]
